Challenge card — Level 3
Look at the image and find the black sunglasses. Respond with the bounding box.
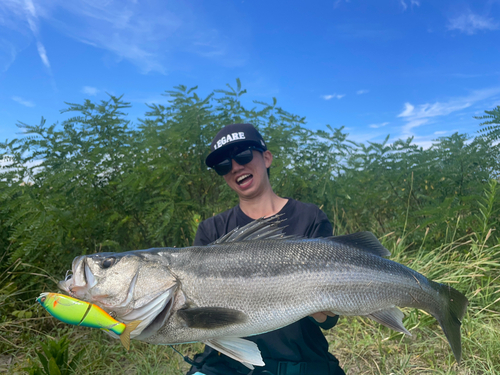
[212,146,265,176]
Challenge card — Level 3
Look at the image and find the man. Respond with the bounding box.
[187,123,345,375]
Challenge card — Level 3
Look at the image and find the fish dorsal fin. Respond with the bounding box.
[328,232,391,257]
[212,215,297,245]
[204,337,265,369]
[177,307,248,329]
[367,307,411,335]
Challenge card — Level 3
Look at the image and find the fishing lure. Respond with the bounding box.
[36,292,141,350]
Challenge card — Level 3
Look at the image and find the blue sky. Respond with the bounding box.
[1,0,499,148]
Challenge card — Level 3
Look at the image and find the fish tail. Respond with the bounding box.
[432,282,468,364]
[119,320,142,351]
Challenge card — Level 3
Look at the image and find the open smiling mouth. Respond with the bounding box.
[237,174,253,185]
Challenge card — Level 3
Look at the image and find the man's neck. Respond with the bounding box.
[239,191,289,220]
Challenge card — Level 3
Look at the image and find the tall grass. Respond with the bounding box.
[2,223,498,375]
[1,179,499,374]
[2,83,499,374]
[327,230,500,374]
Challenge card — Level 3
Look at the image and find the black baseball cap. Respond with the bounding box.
[205,123,267,167]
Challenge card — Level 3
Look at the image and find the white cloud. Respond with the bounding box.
[0,0,53,72]
[400,0,419,11]
[397,88,500,137]
[12,96,35,107]
[0,157,44,183]
[36,41,50,68]
[448,11,499,35]
[0,0,248,74]
[357,89,369,95]
[369,122,389,129]
[398,103,415,117]
[333,0,351,9]
[0,0,250,73]
[0,38,18,72]
[82,86,99,96]
[25,0,51,69]
[322,94,345,100]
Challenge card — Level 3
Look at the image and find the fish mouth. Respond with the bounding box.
[58,256,97,299]
[58,255,176,339]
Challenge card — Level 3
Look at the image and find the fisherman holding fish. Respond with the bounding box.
[187,123,346,375]
[52,125,467,374]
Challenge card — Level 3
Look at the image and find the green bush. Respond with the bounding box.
[0,81,499,374]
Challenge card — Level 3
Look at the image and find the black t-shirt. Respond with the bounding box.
[187,199,344,375]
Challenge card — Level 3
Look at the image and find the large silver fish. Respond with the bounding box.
[58,217,468,368]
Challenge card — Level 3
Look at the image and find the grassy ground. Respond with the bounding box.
[1,233,499,374]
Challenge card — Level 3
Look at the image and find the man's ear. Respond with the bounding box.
[263,150,273,168]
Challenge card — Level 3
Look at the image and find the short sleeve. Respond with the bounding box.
[309,210,333,238]
[194,221,213,246]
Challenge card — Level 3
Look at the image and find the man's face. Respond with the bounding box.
[222,148,272,198]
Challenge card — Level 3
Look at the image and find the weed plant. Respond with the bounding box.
[1,81,499,374]
[4,222,498,375]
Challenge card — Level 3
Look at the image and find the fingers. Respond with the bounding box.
[309,311,337,323]
[310,312,327,323]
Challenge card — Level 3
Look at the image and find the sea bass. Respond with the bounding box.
[58,217,468,368]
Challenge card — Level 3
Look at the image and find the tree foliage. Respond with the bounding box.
[475,105,500,141]
[0,81,499,310]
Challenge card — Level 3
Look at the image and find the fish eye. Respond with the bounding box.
[102,257,116,269]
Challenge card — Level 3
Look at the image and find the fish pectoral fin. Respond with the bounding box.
[367,307,411,335]
[177,307,247,329]
[204,337,265,369]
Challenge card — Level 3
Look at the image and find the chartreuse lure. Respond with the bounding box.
[36,292,141,350]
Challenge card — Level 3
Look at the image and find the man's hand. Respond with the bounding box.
[310,311,337,323]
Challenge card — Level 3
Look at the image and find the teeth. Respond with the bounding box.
[84,263,97,289]
[58,256,95,298]
[237,174,250,183]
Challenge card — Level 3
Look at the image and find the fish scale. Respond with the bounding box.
[58,216,468,367]
[170,242,412,329]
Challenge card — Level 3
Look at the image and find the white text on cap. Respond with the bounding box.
[213,132,246,150]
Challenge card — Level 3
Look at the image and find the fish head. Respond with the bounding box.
[58,251,178,337]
